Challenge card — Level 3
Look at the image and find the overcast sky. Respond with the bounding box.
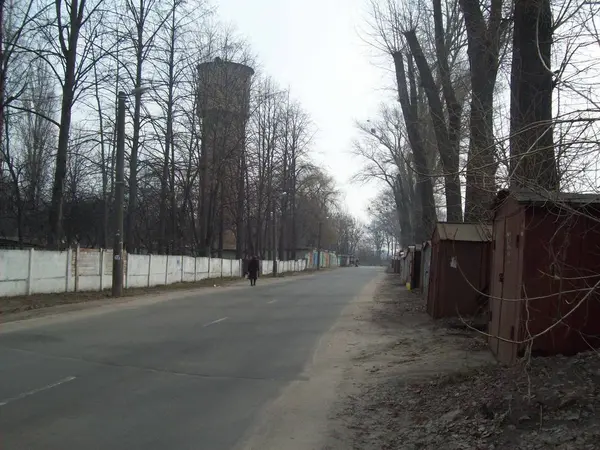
[215,0,392,222]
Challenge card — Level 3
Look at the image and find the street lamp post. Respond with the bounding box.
[112,87,148,297]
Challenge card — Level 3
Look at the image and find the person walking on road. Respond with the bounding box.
[248,256,259,286]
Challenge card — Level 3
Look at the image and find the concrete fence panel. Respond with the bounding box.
[33,250,71,294]
[222,259,232,277]
[77,249,101,292]
[0,249,313,297]
[209,258,222,278]
[196,257,210,280]
[182,256,196,282]
[261,260,273,275]
[127,254,150,288]
[102,250,113,290]
[232,260,241,277]
[166,255,182,285]
[0,250,30,296]
[149,255,168,286]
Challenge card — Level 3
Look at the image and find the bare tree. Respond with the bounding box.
[1,0,51,159]
[353,104,417,246]
[19,62,56,210]
[278,98,312,260]
[403,11,464,221]
[121,0,170,253]
[393,51,437,240]
[368,0,438,241]
[509,0,558,189]
[460,0,508,220]
[41,0,108,248]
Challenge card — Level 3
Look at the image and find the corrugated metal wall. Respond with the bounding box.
[490,196,600,364]
[426,223,491,319]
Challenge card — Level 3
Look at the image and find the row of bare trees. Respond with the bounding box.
[0,0,358,258]
[355,0,596,245]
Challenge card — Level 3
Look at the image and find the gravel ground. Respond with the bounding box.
[327,274,600,450]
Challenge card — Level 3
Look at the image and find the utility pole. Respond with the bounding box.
[112,91,126,297]
[272,209,277,276]
[316,220,322,270]
[112,87,148,297]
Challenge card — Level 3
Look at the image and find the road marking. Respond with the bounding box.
[267,299,277,304]
[203,317,228,327]
[0,376,76,407]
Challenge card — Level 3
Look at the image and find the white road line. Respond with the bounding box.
[267,299,278,304]
[203,317,229,327]
[0,376,76,407]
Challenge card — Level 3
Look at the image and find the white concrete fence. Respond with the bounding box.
[0,248,308,298]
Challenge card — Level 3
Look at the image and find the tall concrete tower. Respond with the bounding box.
[197,57,254,257]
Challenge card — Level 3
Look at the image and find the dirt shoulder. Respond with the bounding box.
[326,273,600,450]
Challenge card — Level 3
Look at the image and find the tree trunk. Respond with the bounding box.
[0,0,5,175]
[198,113,210,256]
[392,51,437,242]
[49,0,82,249]
[125,2,145,253]
[217,185,224,258]
[159,144,169,252]
[236,145,245,259]
[169,120,176,253]
[393,174,413,247]
[460,0,504,221]
[509,0,557,190]
[168,70,176,253]
[404,30,462,222]
[432,0,464,220]
[160,5,176,254]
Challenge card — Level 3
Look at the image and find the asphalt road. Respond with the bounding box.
[0,267,379,450]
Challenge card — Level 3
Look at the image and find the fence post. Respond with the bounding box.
[65,247,73,292]
[220,258,223,278]
[26,248,34,295]
[181,256,184,283]
[99,249,105,290]
[165,254,169,285]
[208,257,211,279]
[74,245,80,292]
[194,257,197,282]
[147,254,152,287]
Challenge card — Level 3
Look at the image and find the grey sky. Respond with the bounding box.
[216,0,391,221]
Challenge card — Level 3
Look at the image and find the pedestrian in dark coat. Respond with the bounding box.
[248,256,259,286]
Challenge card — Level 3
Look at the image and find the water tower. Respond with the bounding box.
[197,58,254,256]
[197,57,254,120]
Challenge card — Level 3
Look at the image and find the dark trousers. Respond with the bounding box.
[249,274,258,286]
